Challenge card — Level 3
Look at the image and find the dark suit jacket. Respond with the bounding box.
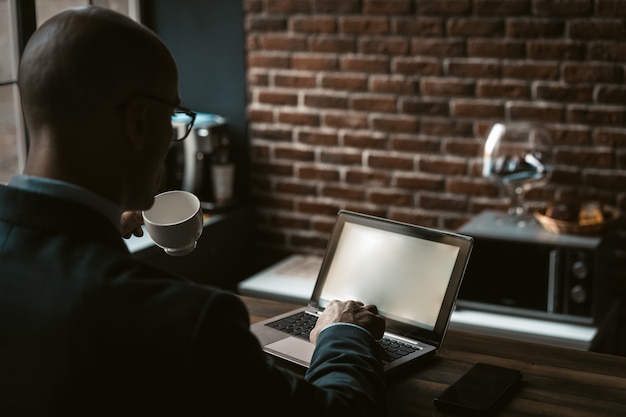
[0,185,386,416]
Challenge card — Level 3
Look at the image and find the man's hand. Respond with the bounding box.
[309,300,385,344]
[120,211,144,239]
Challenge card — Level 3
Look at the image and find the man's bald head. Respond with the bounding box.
[18,6,177,138]
[17,6,180,210]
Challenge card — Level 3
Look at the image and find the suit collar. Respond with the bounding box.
[0,184,128,254]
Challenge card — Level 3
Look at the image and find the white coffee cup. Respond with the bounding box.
[142,190,203,256]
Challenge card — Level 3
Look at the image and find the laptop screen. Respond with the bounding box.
[312,211,473,335]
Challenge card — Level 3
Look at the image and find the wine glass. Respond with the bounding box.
[482,122,552,226]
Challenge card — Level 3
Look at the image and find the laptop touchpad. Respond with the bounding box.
[266,337,315,365]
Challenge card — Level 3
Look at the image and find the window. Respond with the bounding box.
[0,0,140,184]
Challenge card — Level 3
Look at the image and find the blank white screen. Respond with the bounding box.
[319,222,460,330]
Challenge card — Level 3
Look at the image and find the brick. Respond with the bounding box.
[562,63,624,84]
[363,0,413,15]
[290,16,337,33]
[343,132,388,149]
[474,0,531,16]
[568,105,626,126]
[368,153,415,170]
[555,147,613,168]
[400,98,449,117]
[506,19,565,38]
[394,57,441,76]
[396,173,444,191]
[594,128,626,147]
[247,52,290,69]
[447,59,501,78]
[247,108,274,123]
[323,112,369,129]
[391,135,441,153]
[549,125,592,146]
[277,110,320,126]
[321,73,368,91]
[322,184,366,200]
[587,41,626,62]
[292,53,339,71]
[371,115,420,133]
[416,0,471,15]
[274,144,315,161]
[309,36,356,53]
[311,217,336,234]
[534,0,592,15]
[259,34,308,51]
[502,62,559,80]
[274,72,317,89]
[467,39,525,59]
[266,0,310,14]
[313,0,361,14]
[371,75,420,94]
[410,38,465,58]
[507,101,565,123]
[297,165,341,181]
[297,129,339,146]
[359,37,409,55]
[420,118,474,137]
[584,171,626,192]
[339,17,390,35]
[447,18,504,37]
[257,90,298,106]
[351,94,397,112]
[443,139,483,157]
[320,149,363,165]
[303,92,348,109]
[527,40,586,60]
[369,190,413,206]
[340,55,390,73]
[421,193,468,212]
[394,17,445,36]
[569,19,626,39]
[245,16,288,32]
[447,178,499,197]
[250,125,294,141]
[477,80,530,99]
[451,99,505,118]
[419,156,467,175]
[345,168,392,186]
[421,77,475,97]
[534,82,593,103]
[244,0,262,13]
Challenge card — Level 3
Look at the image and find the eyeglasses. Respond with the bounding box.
[136,94,197,142]
[170,106,197,142]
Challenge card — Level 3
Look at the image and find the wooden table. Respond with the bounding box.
[241,295,626,417]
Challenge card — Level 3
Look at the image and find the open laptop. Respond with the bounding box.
[251,210,474,373]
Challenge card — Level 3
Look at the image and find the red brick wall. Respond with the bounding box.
[244,0,626,260]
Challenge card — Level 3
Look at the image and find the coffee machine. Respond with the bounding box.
[162,112,231,209]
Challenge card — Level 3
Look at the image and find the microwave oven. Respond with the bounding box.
[456,211,621,325]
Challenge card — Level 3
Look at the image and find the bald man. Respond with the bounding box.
[0,6,387,417]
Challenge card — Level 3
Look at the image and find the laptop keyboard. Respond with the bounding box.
[265,311,422,362]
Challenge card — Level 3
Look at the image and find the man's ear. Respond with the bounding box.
[123,98,149,152]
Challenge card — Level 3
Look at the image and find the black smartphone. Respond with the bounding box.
[433,362,522,416]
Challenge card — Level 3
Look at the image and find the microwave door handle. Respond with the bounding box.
[547,249,558,313]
